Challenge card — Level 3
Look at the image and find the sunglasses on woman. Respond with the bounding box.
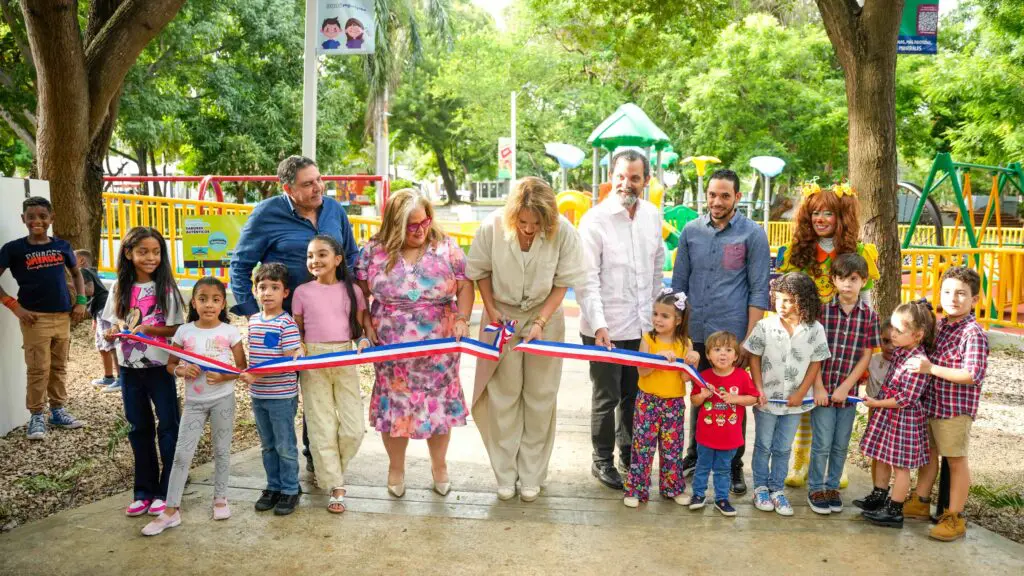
[406,217,432,234]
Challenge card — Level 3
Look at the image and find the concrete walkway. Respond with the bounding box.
[2,317,1023,575]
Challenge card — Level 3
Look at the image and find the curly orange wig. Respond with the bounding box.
[787,186,861,278]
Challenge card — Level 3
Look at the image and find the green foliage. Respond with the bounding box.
[106,416,131,458]
[970,484,1024,510]
[15,460,95,495]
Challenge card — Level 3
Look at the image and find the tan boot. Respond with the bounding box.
[929,512,967,542]
[902,496,931,520]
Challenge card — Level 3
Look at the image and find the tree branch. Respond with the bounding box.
[83,0,186,141]
[0,106,36,150]
[0,0,34,68]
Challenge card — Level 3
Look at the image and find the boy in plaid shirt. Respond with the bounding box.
[904,267,988,541]
[807,253,879,515]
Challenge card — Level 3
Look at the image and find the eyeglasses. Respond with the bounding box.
[406,217,432,234]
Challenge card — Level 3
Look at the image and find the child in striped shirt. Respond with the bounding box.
[238,263,303,516]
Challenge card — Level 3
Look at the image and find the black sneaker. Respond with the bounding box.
[688,495,707,510]
[715,499,737,517]
[681,456,697,477]
[730,467,747,495]
[863,499,904,528]
[826,489,844,513]
[852,487,888,511]
[255,490,281,512]
[591,462,624,490]
[273,493,300,516]
[808,491,832,515]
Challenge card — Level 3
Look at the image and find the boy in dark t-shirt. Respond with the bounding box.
[74,249,119,391]
[0,196,87,439]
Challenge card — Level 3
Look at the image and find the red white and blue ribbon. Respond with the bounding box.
[767,396,867,405]
[482,320,518,354]
[512,339,716,394]
[116,331,499,376]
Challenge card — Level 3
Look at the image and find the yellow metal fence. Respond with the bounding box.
[99,194,1024,329]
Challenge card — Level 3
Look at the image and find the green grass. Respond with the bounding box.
[970,485,1024,510]
[15,459,96,495]
[106,416,131,457]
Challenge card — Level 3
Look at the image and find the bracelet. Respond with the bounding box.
[75,294,88,306]
[2,296,18,311]
[455,314,469,324]
[535,316,548,328]
[173,364,184,377]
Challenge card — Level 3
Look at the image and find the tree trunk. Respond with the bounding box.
[816,0,904,321]
[149,149,161,196]
[22,0,185,250]
[435,147,457,205]
[85,94,121,260]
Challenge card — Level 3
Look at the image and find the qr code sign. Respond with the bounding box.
[917,5,939,35]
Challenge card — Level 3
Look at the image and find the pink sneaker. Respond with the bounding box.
[125,499,151,517]
[148,499,167,516]
[141,511,181,536]
[213,497,231,520]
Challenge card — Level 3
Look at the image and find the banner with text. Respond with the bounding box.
[897,1,939,55]
[317,0,375,56]
[182,214,246,269]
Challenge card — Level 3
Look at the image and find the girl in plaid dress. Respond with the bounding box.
[855,300,935,528]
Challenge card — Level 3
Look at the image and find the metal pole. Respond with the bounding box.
[592,147,599,202]
[696,173,704,213]
[763,173,771,229]
[510,91,517,183]
[301,0,318,159]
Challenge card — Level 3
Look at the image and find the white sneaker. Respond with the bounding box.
[92,376,116,387]
[623,496,640,508]
[148,499,167,516]
[497,486,516,501]
[520,486,540,502]
[673,494,691,506]
[771,491,794,516]
[753,487,775,512]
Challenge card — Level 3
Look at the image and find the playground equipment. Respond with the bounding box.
[682,155,721,213]
[748,156,786,229]
[587,103,671,201]
[544,142,587,191]
[903,152,1024,250]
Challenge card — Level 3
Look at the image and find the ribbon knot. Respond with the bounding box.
[483,320,518,353]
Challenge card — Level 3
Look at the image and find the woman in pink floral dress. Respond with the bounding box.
[355,189,474,499]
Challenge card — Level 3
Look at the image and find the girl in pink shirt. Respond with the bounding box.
[293,235,375,513]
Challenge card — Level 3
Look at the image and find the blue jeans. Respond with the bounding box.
[752,409,803,493]
[121,366,180,501]
[252,396,300,495]
[808,405,857,492]
[692,444,737,500]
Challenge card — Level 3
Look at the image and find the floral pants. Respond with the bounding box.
[624,391,686,501]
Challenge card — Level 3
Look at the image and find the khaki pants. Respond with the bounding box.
[300,341,365,490]
[473,304,565,488]
[21,312,70,413]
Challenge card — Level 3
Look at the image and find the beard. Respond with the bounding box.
[617,189,639,209]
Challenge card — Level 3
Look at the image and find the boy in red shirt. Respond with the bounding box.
[689,331,759,516]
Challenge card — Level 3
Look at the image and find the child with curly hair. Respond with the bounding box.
[776,182,880,488]
[743,272,830,516]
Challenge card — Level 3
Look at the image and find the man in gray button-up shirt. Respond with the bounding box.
[671,168,771,495]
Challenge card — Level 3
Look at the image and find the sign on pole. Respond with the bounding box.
[182,214,247,269]
[897,1,939,55]
[498,137,514,180]
[317,0,375,55]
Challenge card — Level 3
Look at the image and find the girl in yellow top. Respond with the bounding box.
[623,289,700,508]
[777,182,879,488]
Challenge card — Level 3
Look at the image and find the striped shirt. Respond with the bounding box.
[247,312,302,399]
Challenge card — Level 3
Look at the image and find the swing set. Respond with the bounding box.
[902,152,1024,250]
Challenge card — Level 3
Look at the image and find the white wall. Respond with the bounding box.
[0,177,50,436]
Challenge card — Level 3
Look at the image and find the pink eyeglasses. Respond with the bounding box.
[406,217,432,234]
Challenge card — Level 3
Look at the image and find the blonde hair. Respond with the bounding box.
[374,188,445,273]
[502,177,560,241]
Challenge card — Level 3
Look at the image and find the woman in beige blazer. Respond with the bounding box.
[466,177,585,502]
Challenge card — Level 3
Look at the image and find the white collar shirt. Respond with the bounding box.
[578,197,665,341]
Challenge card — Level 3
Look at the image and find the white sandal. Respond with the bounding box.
[327,489,346,514]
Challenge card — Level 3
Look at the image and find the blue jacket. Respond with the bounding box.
[229,194,359,316]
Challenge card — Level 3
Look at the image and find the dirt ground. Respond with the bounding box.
[851,346,1024,543]
[0,317,374,532]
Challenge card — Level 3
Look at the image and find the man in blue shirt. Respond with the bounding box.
[672,169,771,496]
[230,155,360,473]
[230,155,359,317]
